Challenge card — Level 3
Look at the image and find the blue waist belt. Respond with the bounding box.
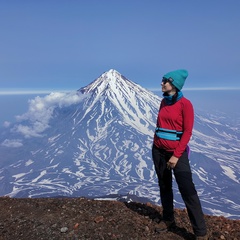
[155,127,183,141]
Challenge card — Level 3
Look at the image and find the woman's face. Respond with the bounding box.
[161,78,175,93]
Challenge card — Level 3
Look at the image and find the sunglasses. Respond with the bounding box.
[162,77,173,84]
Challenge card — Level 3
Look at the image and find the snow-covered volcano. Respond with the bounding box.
[0,69,239,219]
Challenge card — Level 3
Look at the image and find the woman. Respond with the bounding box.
[152,69,207,239]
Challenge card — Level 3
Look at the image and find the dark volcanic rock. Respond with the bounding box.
[0,197,239,240]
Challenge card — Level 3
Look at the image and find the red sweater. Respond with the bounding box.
[153,97,194,158]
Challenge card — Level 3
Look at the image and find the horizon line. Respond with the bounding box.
[148,87,240,91]
[0,89,76,95]
[0,87,240,95]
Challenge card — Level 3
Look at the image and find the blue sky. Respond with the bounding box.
[1,0,240,93]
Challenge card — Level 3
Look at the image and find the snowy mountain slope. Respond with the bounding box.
[0,69,239,219]
[0,70,159,198]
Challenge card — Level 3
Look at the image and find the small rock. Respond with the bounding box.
[145,226,150,232]
[51,223,57,228]
[94,215,104,223]
[73,223,79,229]
[146,202,153,207]
[60,227,68,233]
[143,219,149,225]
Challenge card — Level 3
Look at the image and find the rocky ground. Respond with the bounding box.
[0,197,239,240]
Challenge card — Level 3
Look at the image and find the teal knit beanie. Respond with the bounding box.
[163,69,188,90]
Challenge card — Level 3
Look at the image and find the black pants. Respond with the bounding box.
[152,144,207,236]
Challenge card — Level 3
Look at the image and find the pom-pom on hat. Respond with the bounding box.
[163,69,188,90]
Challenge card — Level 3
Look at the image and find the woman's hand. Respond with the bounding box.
[167,156,179,169]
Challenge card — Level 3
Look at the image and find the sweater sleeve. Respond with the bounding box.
[173,99,194,158]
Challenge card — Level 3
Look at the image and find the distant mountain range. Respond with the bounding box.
[0,69,239,219]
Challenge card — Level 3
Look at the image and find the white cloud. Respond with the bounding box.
[12,91,87,138]
[1,139,23,148]
[3,121,11,128]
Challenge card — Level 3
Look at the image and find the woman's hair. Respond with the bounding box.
[172,89,180,104]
